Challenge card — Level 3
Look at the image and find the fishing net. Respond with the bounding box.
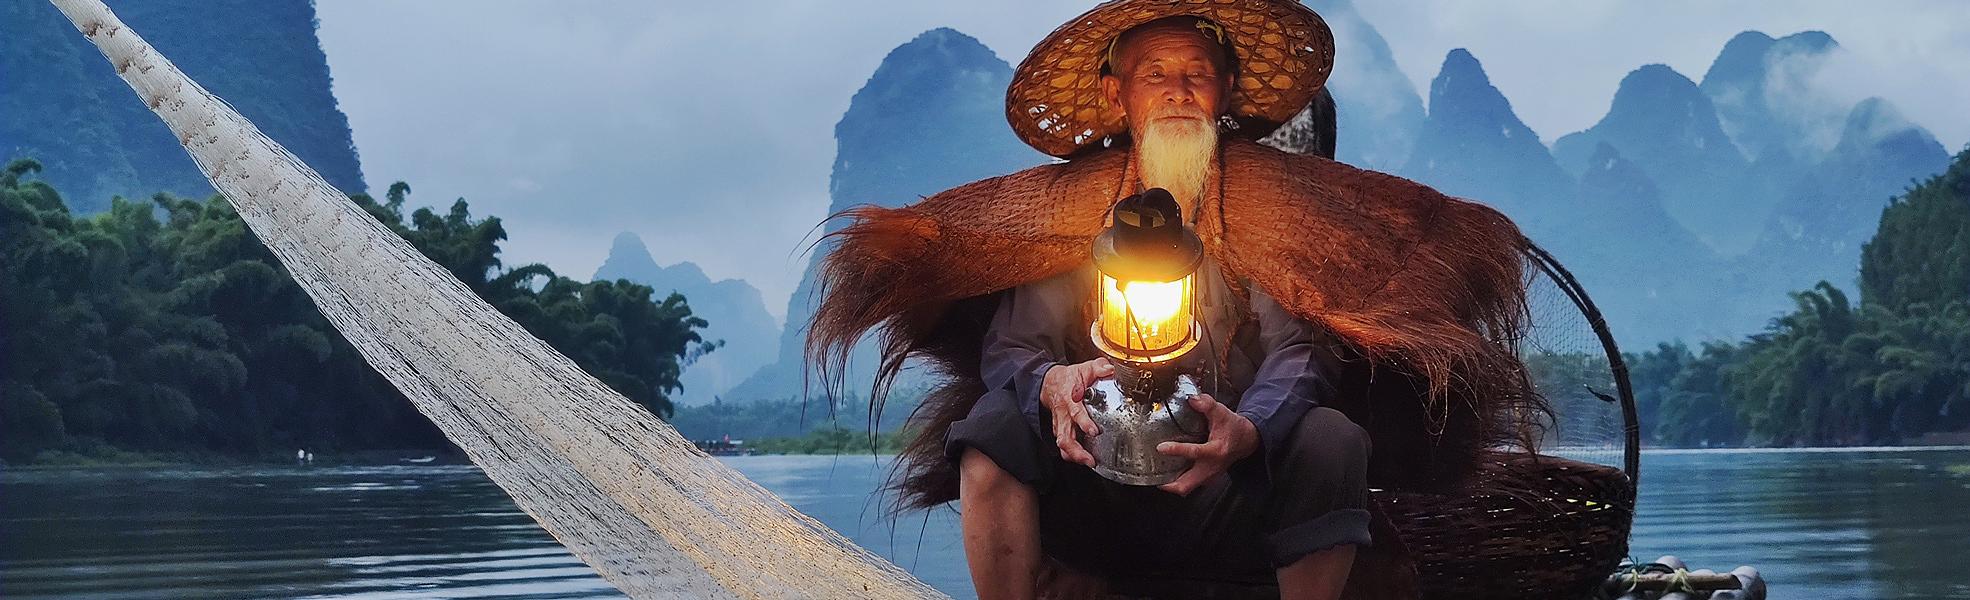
[1516,242,1639,478]
[47,1,945,597]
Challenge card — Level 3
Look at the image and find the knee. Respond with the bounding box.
[959,447,1027,497]
[1280,407,1370,477]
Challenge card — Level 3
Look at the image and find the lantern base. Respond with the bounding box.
[1083,365,1208,486]
[1088,322,1202,366]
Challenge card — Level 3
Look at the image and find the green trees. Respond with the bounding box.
[0,160,711,462]
[1728,284,1871,445]
[346,181,715,419]
[1629,146,1970,447]
[1711,285,1970,446]
[1,159,267,458]
[1861,152,1970,310]
[1627,341,1744,447]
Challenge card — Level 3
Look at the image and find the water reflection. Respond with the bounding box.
[2,449,1966,599]
[0,466,618,599]
[1629,449,1970,600]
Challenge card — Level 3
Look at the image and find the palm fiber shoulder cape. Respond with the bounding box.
[809,138,1541,510]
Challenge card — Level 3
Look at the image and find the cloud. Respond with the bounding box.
[1353,0,1969,149]
[1764,46,1865,159]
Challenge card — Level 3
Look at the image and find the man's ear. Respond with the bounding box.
[1101,74,1124,118]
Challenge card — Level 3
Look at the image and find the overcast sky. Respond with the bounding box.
[314,1,1967,319]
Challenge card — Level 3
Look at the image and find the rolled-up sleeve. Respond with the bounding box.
[1229,287,1345,491]
[980,268,1086,437]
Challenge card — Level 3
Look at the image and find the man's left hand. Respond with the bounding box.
[1154,393,1258,496]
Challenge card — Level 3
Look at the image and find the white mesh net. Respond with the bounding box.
[47,1,946,597]
[1518,244,1635,474]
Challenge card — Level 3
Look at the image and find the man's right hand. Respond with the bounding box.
[1042,357,1114,467]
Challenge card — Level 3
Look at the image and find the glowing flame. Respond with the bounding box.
[1118,279,1185,328]
[1098,273,1194,358]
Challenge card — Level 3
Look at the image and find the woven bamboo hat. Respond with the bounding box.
[1007,0,1335,158]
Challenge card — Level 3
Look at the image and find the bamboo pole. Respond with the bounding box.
[1611,571,1744,592]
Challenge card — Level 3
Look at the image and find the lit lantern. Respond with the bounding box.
[1080,188,1209,486]
[1090,188,1203,366]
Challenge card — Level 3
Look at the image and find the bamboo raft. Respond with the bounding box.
[1604,556,1767,599]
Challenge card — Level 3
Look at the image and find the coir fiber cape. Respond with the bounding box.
[809,138,1543,510]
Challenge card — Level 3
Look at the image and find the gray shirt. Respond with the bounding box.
[979,257,1346,488]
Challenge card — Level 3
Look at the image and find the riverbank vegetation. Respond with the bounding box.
[667,393,919,456]
[1628,146,1970,447]
[745,427,913,455]
[0,159,713,464]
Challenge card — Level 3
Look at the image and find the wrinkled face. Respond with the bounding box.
[1100,23,1234,136]
[1102,22,1234,208]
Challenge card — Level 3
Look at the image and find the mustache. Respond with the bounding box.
[1145,105,1211,121]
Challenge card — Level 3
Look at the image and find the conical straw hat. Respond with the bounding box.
[1007,0,1335,158]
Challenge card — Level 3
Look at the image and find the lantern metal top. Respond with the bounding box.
[1092,188,1205,282]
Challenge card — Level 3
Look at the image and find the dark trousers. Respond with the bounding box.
[945,388,1372,582]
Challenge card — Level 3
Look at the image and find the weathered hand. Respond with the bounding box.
[1042,357,1114,467]
[1154,393,1258,496]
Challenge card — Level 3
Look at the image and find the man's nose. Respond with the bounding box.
[1162,80,1195,105]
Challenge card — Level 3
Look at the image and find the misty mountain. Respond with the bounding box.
[1556,143,1735,342]
[0,0,365,213]
[1553,64,1760,256]
[1387,49,1727,343]
[1694,30,1847,252]
[1736,97,1951,301]
[726,28,1047,404]
[1294,0,1427,172]
[1530,30,1952,345]
[1399,49,1573,234]
[1699,31,1843,167]
[1688,31,1948,342]
[593,232,781,406]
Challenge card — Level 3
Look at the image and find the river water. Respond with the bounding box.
[3,448,1967,599]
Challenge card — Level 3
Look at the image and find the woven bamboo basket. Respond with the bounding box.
[1368,241,1641,599]
[1378,452,1634,599]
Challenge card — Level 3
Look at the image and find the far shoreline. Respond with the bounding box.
[8,444,1970,471]
[1637,444,1970,454]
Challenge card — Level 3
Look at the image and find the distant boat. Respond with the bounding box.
[694,437,751,456]
[401,456,437,464]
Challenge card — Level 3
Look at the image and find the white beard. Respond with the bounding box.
[1134,116,1218,210]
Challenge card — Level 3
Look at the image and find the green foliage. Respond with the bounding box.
[746,427,913,455]
[1630,146,1970,447]
[0,160,711,462]
[1626,341,1745,447]
[666,391,921,456]
[667,393,920,447]
[1861,145,1970,310]
[343,181,714,419]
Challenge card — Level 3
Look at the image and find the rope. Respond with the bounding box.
[1606,558,1708,598]
[1665,567,1694,593]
